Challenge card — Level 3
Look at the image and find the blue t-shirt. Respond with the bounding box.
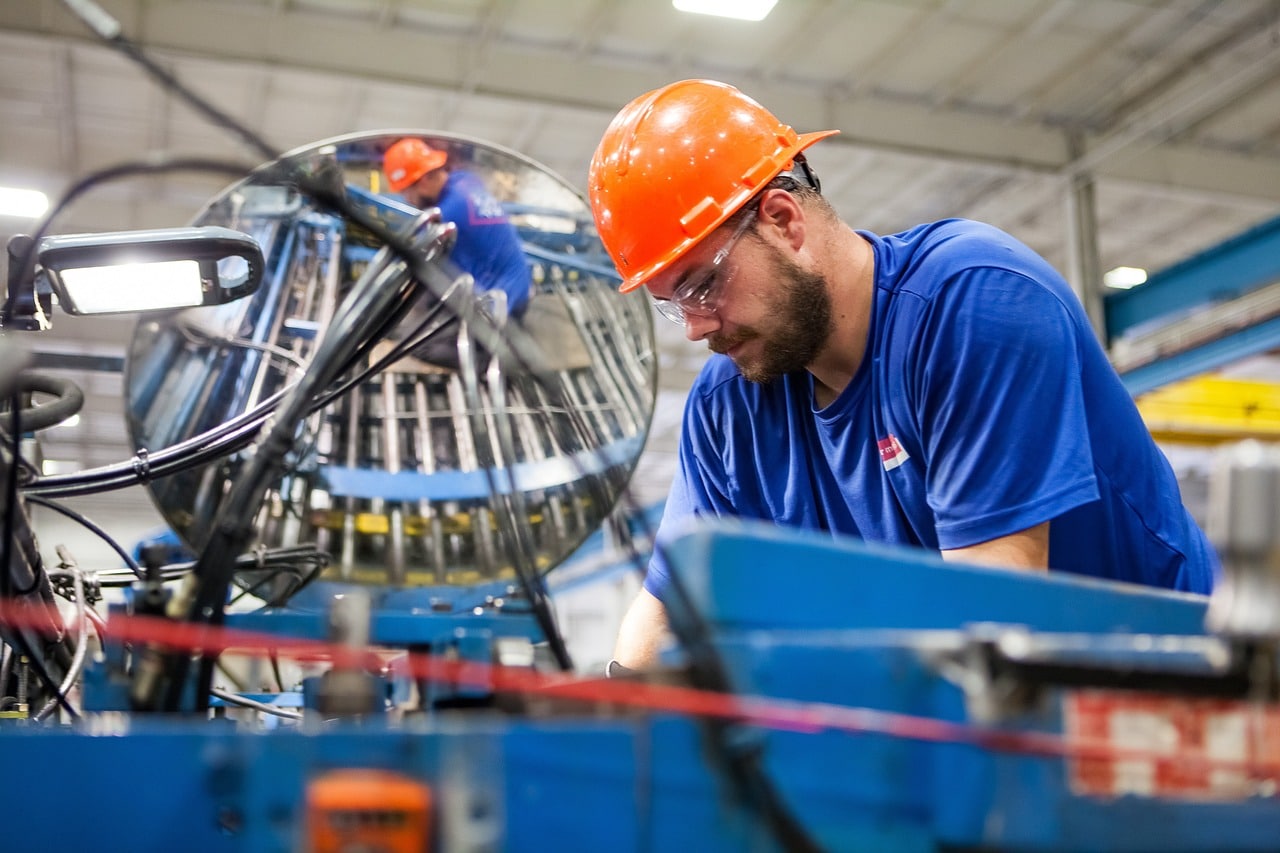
[647,219,1219,600]
[435,169,531,316]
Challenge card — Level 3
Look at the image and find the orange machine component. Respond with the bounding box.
[305,768,433,853]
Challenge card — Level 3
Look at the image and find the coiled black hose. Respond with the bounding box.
[14,372,84,432]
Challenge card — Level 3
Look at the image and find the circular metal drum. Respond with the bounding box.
[124,131,656,594]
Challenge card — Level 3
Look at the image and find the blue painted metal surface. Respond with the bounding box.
[666,521,1280,852]
[4,522,1280,851]
[1107,212,1280,393]
[1106,212,1280,343]
[318,436,642,501]
[1120,314,1280,395]
[666,521,1210,635]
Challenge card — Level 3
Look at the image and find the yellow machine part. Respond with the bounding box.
[1137,375,1280,445]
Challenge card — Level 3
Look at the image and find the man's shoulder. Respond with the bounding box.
[877,218,1063,300]
[892,218,1031,269]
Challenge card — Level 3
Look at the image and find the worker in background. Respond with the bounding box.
[382,137,532,369]
[588,79,1220,671]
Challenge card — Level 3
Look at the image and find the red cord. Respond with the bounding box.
[4,596,1277,777]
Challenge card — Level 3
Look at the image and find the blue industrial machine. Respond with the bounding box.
[4,518,1280,852]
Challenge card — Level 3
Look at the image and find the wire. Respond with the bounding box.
[24,383,291,498]
[62,0,278,163]
[0,399,78,719]
[9,372,84,432]
[83,605,108,642]
[269,651,286,694]
[210,686,302,721]
[25,495,142,578]
[22,262,456,500]
[226,550,328,608]
[34,553,89,722]
[1,393,19,600]
[175,321,309,372]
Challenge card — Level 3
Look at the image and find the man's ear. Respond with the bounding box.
[755,188,805,251]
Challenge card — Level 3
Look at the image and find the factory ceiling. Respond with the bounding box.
[3,0,1280,510]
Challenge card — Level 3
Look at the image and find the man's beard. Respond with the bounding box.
[709,248,833,384]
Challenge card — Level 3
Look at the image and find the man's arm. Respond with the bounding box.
[941,521,1049,571]
[611,588,670,670]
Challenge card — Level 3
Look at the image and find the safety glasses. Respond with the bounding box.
[652,208,756,325]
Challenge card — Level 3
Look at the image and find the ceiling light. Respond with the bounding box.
[0,187,49,219]
[673,0,778,22]
[1103,266,1148,290]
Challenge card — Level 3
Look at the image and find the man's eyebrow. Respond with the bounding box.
[652,264,699,300]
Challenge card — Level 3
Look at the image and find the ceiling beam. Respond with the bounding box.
[6,1,1279,204]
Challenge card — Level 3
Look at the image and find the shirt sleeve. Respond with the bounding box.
[911,267,1100,549]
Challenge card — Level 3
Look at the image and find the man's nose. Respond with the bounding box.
[684,310,720,342]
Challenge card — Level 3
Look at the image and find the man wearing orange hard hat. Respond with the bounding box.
[588,79,1219,672]
[382,137,531,368]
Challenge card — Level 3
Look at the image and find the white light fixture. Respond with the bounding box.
[673,0,778,22]
[0,187,50,219]
[58,260,205,314]
[36,226,263,316]
[1103,265,1148,290]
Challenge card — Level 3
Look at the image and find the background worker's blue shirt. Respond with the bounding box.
[435,169,531,316]
[647,219,1219,601]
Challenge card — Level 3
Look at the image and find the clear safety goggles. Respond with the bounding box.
[651,208,756,325]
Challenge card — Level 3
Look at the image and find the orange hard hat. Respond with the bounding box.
[383,138,448,193]
[588,79,838,293]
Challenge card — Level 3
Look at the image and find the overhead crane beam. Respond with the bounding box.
[1109,212,1280,397]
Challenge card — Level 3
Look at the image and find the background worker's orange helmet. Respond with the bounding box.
[383,138,448,193]
[588,79,838,293]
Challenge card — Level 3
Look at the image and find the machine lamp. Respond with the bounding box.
[37,226,264,316]
[673,0,778,21]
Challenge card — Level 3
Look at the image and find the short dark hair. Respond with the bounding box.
[728,165,834,229]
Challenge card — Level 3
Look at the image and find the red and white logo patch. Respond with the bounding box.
[877,434,910,471]
[1065,690,1280,801]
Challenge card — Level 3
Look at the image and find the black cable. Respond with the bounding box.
[227,552,327,608]
[269,652,285,694]
[655,536,823,852]
[1,394,21,601]
[60,0,278,164]
[11,373,84,432]
[25,311,417,498]
[0,397,77,719]
[24,383,289,498]
[24,495,143,578]
[165,242,429,711]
